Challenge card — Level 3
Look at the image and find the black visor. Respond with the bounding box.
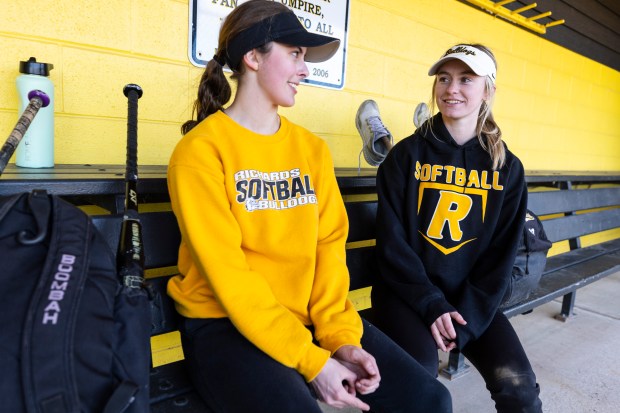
[224,11,340,71]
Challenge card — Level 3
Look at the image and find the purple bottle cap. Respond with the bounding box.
[28,90,50,108]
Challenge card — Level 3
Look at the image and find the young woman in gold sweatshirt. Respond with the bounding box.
[167,1,451,412]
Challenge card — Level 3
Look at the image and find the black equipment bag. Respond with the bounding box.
[501,209,553,309]
[0,190,151,413]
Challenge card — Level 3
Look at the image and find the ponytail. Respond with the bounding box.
[181,58,231,135]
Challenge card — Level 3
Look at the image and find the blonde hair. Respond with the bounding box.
[427,44,506,170]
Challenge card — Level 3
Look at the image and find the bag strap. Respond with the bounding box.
[19,190,51,245]
[21,193,92,413]
[0,193,21,223]
[103,381,139,413]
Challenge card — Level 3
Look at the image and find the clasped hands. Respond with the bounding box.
[431,311,467,352]
[310,345,380,411]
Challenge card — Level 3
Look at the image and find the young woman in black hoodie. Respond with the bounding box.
[372,44,543,413]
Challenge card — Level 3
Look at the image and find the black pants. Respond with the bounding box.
[372,283,542,413]
[180,317,452,413]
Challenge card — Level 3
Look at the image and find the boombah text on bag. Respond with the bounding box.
[501,209,553,309]
[0,190,151,413]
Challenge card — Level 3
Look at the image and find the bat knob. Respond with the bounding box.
[123,84,143,99]
[28,90,50,108]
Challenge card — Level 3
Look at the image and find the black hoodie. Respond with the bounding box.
[375,114,527,349]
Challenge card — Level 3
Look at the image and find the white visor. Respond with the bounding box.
[428,45,497,84]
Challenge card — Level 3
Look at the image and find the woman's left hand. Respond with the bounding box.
[431,312,467,352]
[333,345,381,395]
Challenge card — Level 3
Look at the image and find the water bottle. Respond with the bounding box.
[15,57,55,168]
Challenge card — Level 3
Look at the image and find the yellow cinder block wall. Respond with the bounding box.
[1,0,619,171]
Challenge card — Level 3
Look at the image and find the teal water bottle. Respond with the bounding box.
[16,57,55,168]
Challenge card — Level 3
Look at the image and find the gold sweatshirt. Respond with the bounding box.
[167,111,362,382]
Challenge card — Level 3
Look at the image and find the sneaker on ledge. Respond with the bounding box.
[355,99,393,167]
[413,102,430,128]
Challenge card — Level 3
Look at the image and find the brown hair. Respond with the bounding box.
[181,0,290,135]
[428,44,506,170]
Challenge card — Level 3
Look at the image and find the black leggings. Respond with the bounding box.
[179,317,452,413]
[371,283,542,413]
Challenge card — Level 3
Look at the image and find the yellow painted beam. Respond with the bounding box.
[528,11,552,22]
[513,3,537,15]
[546,20,566,28]
[464,0,564,34]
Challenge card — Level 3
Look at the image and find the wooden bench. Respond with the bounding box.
[137,177,620,406]
[3,165,619,407]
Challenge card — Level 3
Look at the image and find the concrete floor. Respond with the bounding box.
[320,270,620,413]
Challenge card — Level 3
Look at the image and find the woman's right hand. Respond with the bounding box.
[310,358,371,411]
[431,311,467,352]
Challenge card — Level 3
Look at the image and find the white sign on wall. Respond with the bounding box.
[188,0,350,89]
